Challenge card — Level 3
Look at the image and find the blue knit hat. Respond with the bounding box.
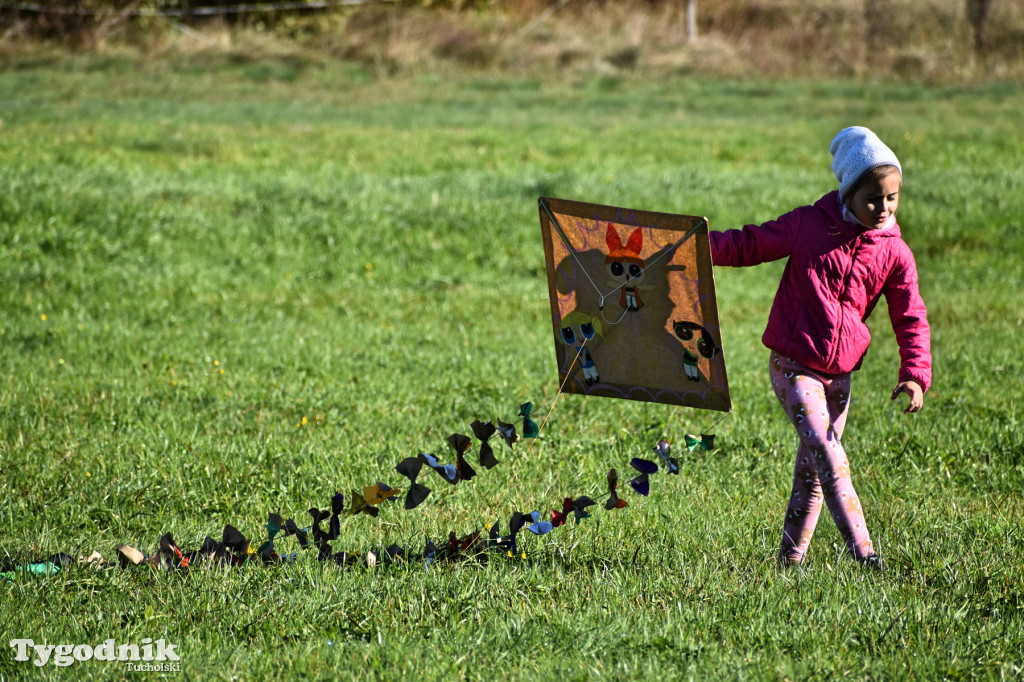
[830,127,902,199]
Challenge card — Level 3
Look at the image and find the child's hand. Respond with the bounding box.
[891,380,924,414]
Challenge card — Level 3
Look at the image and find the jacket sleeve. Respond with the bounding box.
[884,246,932,392]
[708,206,801,267]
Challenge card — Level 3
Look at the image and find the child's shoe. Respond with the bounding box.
[777,552,804,568]
[858,554,884,572]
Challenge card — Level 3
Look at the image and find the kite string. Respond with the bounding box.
[541,199,609,309]
[481,341,731,528]
[599,302,630,326]
[481,338,589,526]
[699,411,731,435]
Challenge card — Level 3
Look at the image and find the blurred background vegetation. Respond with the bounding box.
[1,0,1022,82]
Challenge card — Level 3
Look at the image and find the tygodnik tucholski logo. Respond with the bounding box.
[10,638,180,670]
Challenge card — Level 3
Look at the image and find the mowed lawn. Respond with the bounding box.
[1,54,1023,679]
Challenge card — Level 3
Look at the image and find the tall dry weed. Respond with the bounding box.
[2,0,1022,81]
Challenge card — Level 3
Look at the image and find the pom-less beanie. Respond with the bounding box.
[830,126,902,199]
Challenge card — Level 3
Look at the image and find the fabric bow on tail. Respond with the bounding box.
[470,419,499,469]
[653,439,680,474]
[256,513,285,562]
[395,456,432,509]
[362,482,401,506]
[550,497,594,526]
[446,433,477,482]
[519,402,540,439]
[347,489,380,518]
[685,434,716,451]
[605,469,628,510]
[496,419,520,449]
[282,518,310,549]
[628,457,659,496]
[222,525,255,565]
[418,452,459,485]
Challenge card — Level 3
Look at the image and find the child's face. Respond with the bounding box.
[847,171,901,229]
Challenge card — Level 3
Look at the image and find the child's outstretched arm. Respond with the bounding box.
[709,206,803,266]
[883,249,932,412]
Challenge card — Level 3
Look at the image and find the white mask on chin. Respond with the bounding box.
[842,201,896,230]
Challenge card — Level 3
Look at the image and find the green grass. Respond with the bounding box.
[1,55,1023,680]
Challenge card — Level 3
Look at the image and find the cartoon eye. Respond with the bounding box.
[579,323,595,340]
[672,321,694,341]
[628,264,642,278]
[560,327,576,344]
[609,261,625,277]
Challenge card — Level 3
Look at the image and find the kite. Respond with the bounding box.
[570,495,597,522]
[198,535,229,562]
[222,524,252,557]
[256,514,284,561]
[525,511,553,535]
[551,497,573,527]
[539,197,731,411]
[159,533,189,567]
[329,492,346,537]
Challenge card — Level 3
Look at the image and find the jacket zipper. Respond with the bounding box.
[825,236,861,369]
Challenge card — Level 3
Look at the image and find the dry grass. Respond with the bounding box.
[2,0,1023,82]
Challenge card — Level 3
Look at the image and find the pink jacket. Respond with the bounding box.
[710,191,932,391]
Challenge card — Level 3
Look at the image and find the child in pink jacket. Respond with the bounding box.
[709,127,932,568]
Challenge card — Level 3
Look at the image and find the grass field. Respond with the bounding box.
[1,54,1023,680]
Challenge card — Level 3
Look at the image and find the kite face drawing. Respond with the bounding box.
[539,197,731,412]
[605,225,650,311]
[672,320,721,383]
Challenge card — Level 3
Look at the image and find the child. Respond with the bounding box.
[709,126,932,567]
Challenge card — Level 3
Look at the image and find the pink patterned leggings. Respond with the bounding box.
[769,352,875,563]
